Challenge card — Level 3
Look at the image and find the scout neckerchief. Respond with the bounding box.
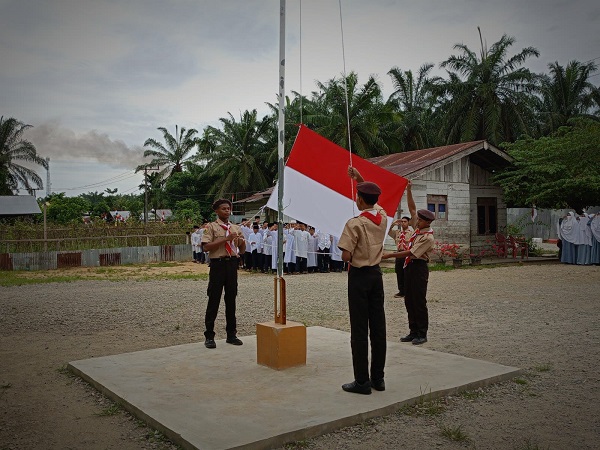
[398,229,408,251]
[359,210,382,226]
[403,227,434,268]
[219,222,237,256]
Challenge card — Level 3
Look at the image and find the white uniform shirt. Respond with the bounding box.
[247,231,263,253]
[293,229,310,258]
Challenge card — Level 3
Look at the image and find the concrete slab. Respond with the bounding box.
[68,327,521,450]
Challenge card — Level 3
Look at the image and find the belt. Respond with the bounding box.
[350,264,380,270]
[210,256,238,262]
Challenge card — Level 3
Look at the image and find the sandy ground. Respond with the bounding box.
[1,261,599,450]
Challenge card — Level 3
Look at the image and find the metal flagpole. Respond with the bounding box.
[275,0,286,324]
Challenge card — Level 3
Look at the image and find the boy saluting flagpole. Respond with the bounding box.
[201,198,246,349]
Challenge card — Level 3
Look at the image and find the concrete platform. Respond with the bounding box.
[68,327,521,450]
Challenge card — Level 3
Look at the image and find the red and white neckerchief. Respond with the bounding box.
[219,222,237,256]
[397,229,408,251]
[403,228,434,268]
[359,210,382,225]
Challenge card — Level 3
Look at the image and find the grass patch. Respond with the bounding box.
[514,377,528,385]
[516,438,549,450]
[429,263,454,272]
[399,387,446,417]
[95,403,122,417]
[440,424,470,442]
[533,363,552,372]
[459,388,485,400]
[0,265,208,286]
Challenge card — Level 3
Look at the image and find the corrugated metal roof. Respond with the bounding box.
[0,196,41,215]
[369,141,491,176]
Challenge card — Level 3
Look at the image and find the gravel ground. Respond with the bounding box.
[1,262,599,450]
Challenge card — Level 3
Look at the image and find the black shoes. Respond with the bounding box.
[412,337,427,345]
[342,380,372,395]
[371,379,386,391]
[393,292,404,298]
[205,337,243,347]
[226,336,243,346]
[400,334,417,342]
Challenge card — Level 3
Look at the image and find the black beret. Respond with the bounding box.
[212,198,232,210]
[356,181,381,196]
[417,209,435,221]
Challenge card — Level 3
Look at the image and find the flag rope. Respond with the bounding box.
[337,0,356,215]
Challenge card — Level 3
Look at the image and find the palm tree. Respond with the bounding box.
[435,28,540,146]
[387,63,442,150]
[304,72,399,158]
[0,116,48,195]
[538,60,600,134]
[137,125,199,181]
[201,110,273,198]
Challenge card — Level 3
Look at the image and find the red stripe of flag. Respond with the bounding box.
[286,125,407,216]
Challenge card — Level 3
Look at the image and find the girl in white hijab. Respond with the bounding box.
[559,212,579,264]
[589,213,600,265]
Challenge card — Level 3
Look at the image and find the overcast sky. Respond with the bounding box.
[2,0,599,197]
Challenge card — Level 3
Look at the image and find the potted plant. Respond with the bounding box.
[435,242,463,267]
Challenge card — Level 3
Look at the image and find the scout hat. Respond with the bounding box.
[417,209,435,221]
[212,198,232,210]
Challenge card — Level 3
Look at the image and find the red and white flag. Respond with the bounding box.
[266,125,408,238]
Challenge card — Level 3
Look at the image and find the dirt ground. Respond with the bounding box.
[1,261,599,450]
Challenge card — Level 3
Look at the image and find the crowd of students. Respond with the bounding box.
[190,217,348,274]
[558,211,600,265]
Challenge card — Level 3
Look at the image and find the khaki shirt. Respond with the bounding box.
[338,204,388,268]
[201,219,243,258]
[409,226,434,262]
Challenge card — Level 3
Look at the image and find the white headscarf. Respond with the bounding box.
[579,214,593,246]
[590,214,600,242]
[559,212,579,244]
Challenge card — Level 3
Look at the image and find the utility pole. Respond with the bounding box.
[143,166,159,226]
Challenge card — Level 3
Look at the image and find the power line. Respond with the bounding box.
[54,171,139,191]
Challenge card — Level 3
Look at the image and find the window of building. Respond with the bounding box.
[427,194,447,220]
[477,197,497,235]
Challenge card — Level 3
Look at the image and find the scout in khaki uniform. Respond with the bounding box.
[388,216,413,298]
[201,199,246,349]
[383,181,435,345]
[337,167,388,395]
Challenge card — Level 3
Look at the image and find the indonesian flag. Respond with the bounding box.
[266,125,408,238]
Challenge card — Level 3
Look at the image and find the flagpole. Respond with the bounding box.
[276,0,286,323]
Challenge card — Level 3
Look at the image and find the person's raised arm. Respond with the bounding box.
[347,166,364,183]
[406,180,416,218]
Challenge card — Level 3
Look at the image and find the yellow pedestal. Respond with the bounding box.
[256,321,307,370]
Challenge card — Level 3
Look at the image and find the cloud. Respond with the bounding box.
[25,120,146,168]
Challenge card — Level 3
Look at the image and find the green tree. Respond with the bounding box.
[494,118,600,213]
[387,64,441,150]
[538,60,600,134]
[305,72,399,157]
[0,116,48,195]
[436,29,540,146]
[45,193,91,224]
[137,125,200,181]
[201,110,273,197]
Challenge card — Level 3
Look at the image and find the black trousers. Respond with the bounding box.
[317,248,330,272]
[296,256,307,273]
[250,250,263,271]
[403,259,429,338]
[394,257,406,295]
[204,257,239,339]
[348,265,386,384]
